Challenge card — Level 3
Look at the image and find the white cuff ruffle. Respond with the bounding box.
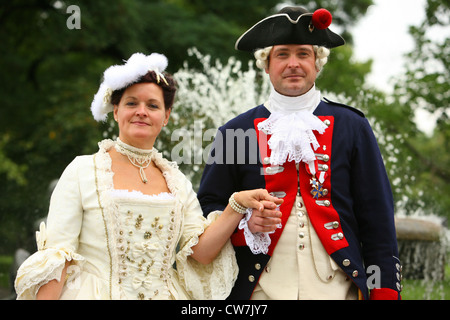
[15,222,85,300]
[238,208,281,255]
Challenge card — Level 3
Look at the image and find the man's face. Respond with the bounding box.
[265,44,318,97]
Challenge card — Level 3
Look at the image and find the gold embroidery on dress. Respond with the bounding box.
[117,205,178,299]
[93,154,113,300]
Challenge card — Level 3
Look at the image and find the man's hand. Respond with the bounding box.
[234,189,283,233]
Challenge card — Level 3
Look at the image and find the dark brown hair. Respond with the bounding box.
[111,71,177,110]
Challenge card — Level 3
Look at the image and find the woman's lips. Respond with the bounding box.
[132,121,150,126]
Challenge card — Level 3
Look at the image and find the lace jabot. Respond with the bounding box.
[258,85,327,167]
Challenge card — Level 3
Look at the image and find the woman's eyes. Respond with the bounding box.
[125,101,159,109]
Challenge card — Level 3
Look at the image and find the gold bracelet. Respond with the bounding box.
[229,192,247,214]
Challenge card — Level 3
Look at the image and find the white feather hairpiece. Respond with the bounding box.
[91,52,169,122]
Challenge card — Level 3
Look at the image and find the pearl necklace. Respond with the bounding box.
[114,138,155,184]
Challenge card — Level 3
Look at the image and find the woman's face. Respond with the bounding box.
[113,82,170,149]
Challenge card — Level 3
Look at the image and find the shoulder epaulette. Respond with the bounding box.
[323,97,365,117]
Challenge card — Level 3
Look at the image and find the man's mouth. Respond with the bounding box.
[283,73,305,79]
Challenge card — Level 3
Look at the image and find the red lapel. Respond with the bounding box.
[298,116,349,255]
[254,118,297,256]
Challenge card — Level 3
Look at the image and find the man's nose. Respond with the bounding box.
[287,55,300,68]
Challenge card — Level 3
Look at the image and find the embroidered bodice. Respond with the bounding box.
[112,192,177,300]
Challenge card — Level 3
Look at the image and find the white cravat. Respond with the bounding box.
[258,85,327,168]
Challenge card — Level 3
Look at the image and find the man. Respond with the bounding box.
[197,6,402,300]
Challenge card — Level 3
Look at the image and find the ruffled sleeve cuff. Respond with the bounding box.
[175,211,238,300]
[15,223,85,300]
[238,208,281,255]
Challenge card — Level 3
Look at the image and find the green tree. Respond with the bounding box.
[342,0,449,219]
[388,0,449,217]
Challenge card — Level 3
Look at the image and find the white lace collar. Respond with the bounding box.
[258,85,327,167]
[267,83,321,114]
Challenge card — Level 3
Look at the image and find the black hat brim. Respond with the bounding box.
[235,13,345,51]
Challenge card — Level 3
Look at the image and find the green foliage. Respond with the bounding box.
[317,44,372,98]
[386,1,449,217]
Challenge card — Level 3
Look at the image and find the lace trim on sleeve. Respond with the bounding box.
[14,222,85,300]
[238,208,281,255]
[175,211,238,300]
[14,247,85,300]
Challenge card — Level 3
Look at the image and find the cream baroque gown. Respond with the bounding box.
[15,139,238,300]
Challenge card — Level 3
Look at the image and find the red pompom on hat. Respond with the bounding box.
[312,8,332,30]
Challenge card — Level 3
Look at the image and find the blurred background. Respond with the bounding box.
[0,0,448,299]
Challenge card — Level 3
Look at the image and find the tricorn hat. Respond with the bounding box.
[235,6,345,51]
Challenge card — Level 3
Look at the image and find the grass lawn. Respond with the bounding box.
[400,263,450,300]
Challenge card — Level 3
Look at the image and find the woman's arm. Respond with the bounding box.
[36,261,70,300]
[191,189,282,264]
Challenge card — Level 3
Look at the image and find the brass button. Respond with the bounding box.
[248,275,255,282]
[342,259,351,267]
[255,263,261,270]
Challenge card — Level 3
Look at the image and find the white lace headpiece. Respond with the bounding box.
[91,52,169,122]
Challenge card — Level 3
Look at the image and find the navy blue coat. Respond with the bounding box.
[198,99,402,300]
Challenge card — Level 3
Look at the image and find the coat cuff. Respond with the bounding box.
[370,288,401,300]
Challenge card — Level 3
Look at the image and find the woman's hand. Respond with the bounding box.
[233,189,283,233]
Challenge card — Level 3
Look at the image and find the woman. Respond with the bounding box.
[14,53,282,300]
